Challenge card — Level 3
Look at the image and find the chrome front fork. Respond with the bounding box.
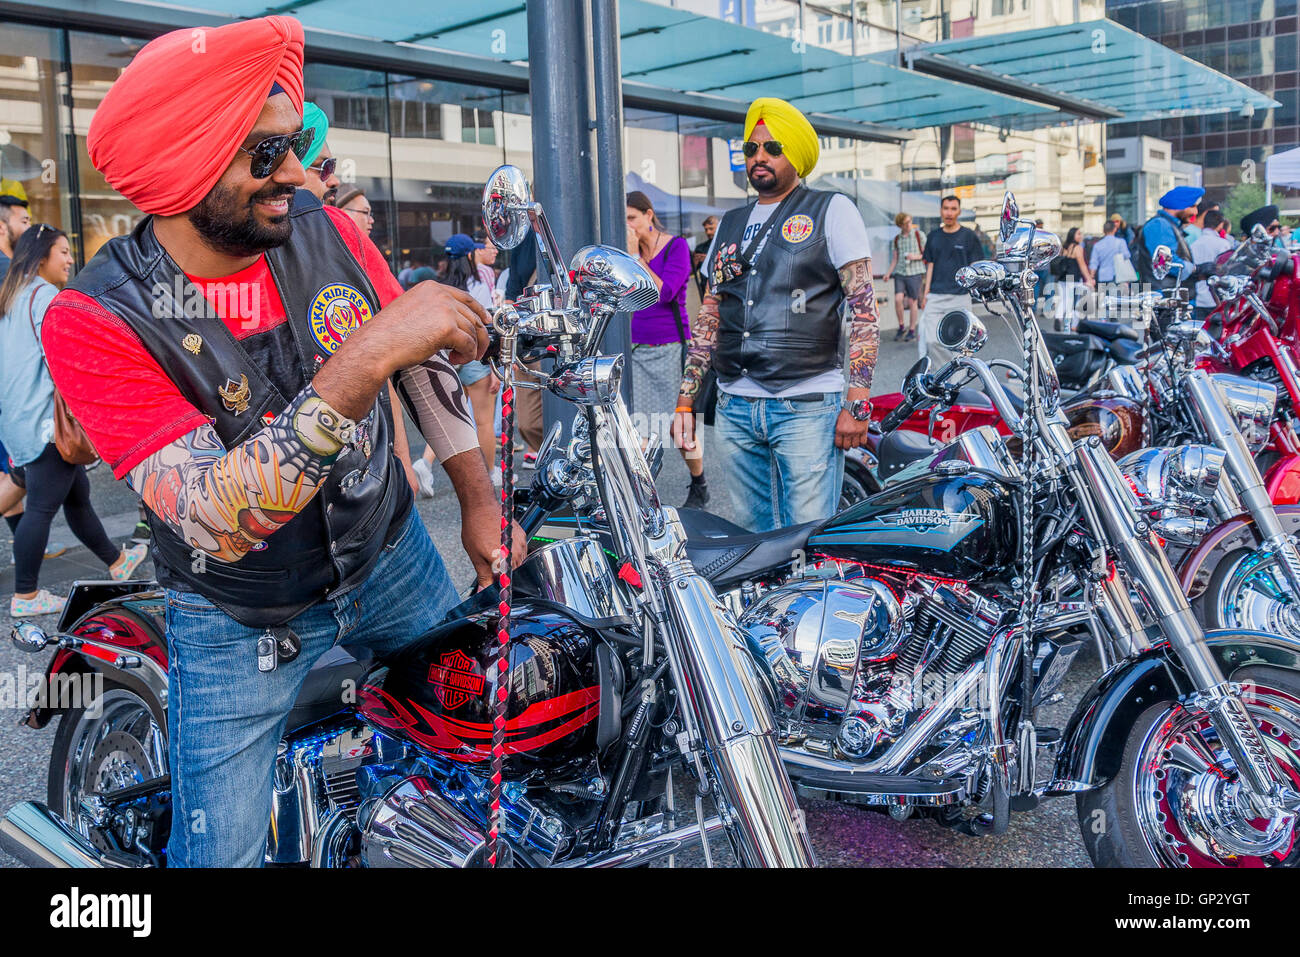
[1073,437,1299,816]
[589,398,816,867]
[1185,369,1300,597]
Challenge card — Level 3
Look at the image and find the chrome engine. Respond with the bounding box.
[740,575,1011,787]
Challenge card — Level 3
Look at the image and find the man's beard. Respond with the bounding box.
[4,221,17,248]
[323,185,339,205]
[189,181,295,257]
[747,163,783,196]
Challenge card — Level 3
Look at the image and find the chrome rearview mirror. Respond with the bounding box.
[570,245,660,314]
[1251,223,1270,245]
[1028,230,1062,270]
[481,165,533,250]
[936,309,987,356]
[1152,244,1173,281]
[999,191,1019,245]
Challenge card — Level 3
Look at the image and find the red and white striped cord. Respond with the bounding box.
[486,382,516,867]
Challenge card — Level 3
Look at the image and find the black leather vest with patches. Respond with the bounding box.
[68,189,411,627]
[711,185,845,391]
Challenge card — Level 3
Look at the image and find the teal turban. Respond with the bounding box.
[301,100,329,167]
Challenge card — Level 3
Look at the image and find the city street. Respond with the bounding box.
[0,302,1096,867]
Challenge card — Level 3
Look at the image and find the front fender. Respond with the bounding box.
[1175,505,1300,600]
[1047,630,1300,794]
[1265,453,1300,505]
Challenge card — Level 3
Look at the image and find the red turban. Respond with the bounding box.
[88,16,305,217]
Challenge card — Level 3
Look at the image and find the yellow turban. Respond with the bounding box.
[744,97,819,178]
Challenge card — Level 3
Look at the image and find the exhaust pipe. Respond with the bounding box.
[359,777,505,868]
[0,802,139,868]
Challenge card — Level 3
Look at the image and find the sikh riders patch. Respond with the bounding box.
[309,283,373,355]
[781,214,815,244]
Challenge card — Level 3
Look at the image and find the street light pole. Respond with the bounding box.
[526,0,599,431]
[590,0,633,405]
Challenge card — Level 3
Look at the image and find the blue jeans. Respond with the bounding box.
[713,390,844,532]
[163,508,459,867]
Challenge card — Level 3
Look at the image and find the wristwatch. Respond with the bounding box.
[841,398,871,421]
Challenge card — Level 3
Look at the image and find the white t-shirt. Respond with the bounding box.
[703,192,871,398]
[1191,231,1233,308]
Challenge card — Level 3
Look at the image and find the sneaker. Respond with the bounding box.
[412,457,437,499]
[110,543,149,582]
[904,329,916,342]
[894,326,906,341]
[683,480,711,510]
[130,520,151,545]
[11,589,66,618]
[43,541,68,560]
[522,451,538,469]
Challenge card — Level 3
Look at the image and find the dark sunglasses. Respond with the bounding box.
[742,140,785,159]
[1268,222,1282,232]
[238,128,316,179]
[309,155,338,182]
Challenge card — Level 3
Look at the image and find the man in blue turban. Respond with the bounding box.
[1136,185,1206,288]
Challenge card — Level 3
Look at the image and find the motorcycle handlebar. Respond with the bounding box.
[880,397,919,433]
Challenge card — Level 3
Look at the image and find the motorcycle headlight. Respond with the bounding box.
[1210,374,1277,454]
[1119,445,1225,510]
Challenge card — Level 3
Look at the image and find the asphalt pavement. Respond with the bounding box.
[0,298,1095,867]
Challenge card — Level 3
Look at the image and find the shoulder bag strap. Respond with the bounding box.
[740,186,804,267]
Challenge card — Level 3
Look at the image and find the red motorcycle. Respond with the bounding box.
[1196,231,1300,502]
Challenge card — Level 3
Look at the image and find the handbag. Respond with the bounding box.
[1113,256,1138,284]
[29,292,98,465]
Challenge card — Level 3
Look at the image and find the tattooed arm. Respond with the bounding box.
[836,257,879,449]
[127,386,354,563]
[671,291,720,456]
[839,257,880,393]
[677,291,720,406]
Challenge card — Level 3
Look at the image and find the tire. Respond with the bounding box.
[839,458,879,511]
[1196,545,1300,639]
[1076,665,1300,867]
[48,680,168,860]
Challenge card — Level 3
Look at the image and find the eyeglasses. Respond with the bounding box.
[742,140,785,159]
[344,204,374,221]
[308,156,337,182]
[238,128,316,179]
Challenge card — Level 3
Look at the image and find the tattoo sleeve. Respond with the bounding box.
[393,354,479,460]
[838,257,880,391]
[679,292,720,402]
[127,386,352,563]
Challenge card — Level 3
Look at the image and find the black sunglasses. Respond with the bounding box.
[1268,222,1282,232]
[309,155,338,182]
[238,128,316,179]
[742,140,785,159]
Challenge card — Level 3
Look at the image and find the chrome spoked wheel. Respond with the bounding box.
[1131,681,1300,867]
[54,687,168,855]
[1207,548,1300,639]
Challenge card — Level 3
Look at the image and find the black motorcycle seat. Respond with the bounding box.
[683,517,820,588]
[1109,337,1142,364]
[287,644,369,731]
[876,428,939,478]
[677,506,753,540]
[951,387,994,410]
[1074,319,1140,342]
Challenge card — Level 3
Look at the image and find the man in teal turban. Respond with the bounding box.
[300,101,341,204]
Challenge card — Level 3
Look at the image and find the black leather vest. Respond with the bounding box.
[69,189,411,627]
[711,186,845,391]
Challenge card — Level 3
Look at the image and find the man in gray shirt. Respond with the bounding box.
[1088,219,1131,284]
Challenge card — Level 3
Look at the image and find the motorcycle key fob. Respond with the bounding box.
[257,633,278,673]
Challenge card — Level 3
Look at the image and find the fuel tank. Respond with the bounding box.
[357,602,614,780]
[806,470,1018,581]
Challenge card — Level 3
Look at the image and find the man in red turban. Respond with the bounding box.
[41,15,522,867]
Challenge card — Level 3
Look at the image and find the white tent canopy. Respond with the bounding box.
[1266,146,1300,205]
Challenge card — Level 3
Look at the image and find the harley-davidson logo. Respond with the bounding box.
[428,650,485,710]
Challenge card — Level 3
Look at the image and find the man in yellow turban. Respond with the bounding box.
[673,97,879,531]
